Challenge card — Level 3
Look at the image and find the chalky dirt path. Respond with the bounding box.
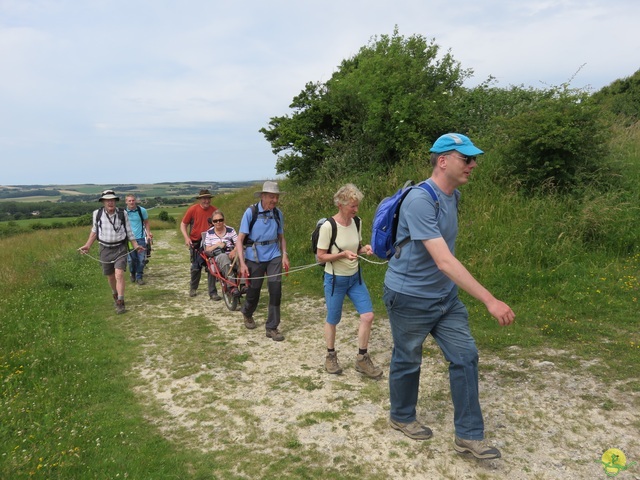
[120,230,638,479]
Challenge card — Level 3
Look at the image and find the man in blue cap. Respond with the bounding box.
[383,133,515,459]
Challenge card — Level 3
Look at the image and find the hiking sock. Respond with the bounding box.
[118,295,124,301]
[328,348,336,353]
[358,348,367,356]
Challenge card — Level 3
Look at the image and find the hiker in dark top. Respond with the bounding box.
[236,181,289,341]
[315,183,382,379]
[79,189,144,314]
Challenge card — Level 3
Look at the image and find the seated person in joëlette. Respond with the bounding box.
[203,210,243,296]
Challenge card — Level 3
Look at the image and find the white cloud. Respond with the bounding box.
[0,0,638,185]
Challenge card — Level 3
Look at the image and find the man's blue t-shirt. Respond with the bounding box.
[384,179,459,299]
[240,203,283,262]
[125,206,148,239]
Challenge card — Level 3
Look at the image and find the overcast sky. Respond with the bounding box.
[1,0,638,186]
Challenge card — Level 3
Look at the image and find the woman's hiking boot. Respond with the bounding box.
[355,353,383,379]
[325,351,342,374]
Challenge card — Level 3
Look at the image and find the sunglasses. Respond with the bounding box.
[211,218,224,223]
[447,153,477,165]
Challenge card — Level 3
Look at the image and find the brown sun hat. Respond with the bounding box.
[196,189,214,198]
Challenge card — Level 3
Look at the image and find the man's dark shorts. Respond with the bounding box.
[99,243,128,275]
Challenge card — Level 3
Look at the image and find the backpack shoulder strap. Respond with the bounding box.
[136,206,147,236]
[248,203,259,233]
[273,207,282,229]
[419,182,440,219]
[96,207,104,242]
[116,207,126,224]
[326,217,338,253]
[394,182,440,255]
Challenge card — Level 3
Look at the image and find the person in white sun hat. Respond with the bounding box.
[236,181,289,341]
[79,189,144,314]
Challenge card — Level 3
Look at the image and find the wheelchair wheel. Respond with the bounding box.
[222,287,238,311]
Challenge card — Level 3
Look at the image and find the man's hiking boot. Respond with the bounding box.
[243,313,256,330]
[189,289,197,297]
[115,300,126,315]
[325,351,342,374]
[454,437,501,459]
[130,273,135,283]
[210,293,222,301]
[136,278,145,285]
[355,353,383,379]
[389,418,433,440]
[266,329,284,341]
[112,292,118,304]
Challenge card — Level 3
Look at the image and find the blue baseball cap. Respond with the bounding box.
[429,133,484,156]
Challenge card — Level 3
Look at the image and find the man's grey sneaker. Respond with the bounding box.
[389,418,433,440]
[136,278,145,285]
[189,289,197,297]
[355,353,383,379]
[210,293,222,301]
[115,299,126,315]
[325,351,342,374]
[454,436,501,459]
[266,329,284,341]
[243,313,256,330]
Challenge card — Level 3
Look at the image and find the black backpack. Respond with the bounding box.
[311,216,361,265]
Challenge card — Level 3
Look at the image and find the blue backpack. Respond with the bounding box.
[370,180,439,260]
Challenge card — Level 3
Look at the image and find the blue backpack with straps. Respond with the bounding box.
[370,180,440,260]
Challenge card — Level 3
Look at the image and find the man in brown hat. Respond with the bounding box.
[180,189,221,299]
[79,189,144,314]
[236,181,290,341]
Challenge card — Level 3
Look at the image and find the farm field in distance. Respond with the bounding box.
[0,180,262,203]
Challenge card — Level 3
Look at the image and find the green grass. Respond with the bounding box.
[0,230,202,478]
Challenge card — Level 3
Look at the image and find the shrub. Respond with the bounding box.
[492,86,612,194]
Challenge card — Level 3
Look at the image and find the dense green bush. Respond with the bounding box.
[490,86,612,194]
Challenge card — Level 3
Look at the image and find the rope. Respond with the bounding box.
[357,254,389,265]
[77,249,132,265]
[79,245,388,277]
[245,254,389,281]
